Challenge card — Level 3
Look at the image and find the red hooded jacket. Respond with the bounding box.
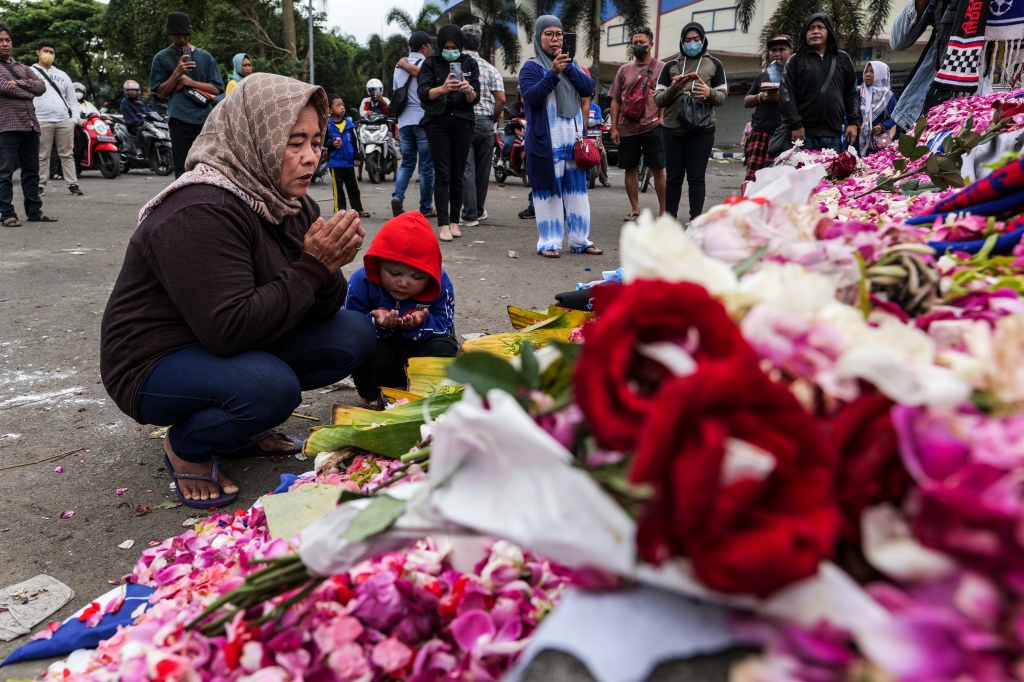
[361,212,442,302]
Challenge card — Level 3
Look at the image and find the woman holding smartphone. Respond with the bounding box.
[417,24,480,243]
[518,15,603,258]
[654,22,727,222]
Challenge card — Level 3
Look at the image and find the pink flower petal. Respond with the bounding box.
[59,510,74,519]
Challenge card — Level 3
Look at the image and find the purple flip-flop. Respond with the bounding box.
[163,451,238,509]
[215,430,303,458]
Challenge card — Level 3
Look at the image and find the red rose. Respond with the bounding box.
[574,281,755,452]
[822,391,909,544]
[831,152,858,181]
[630,358,840,596]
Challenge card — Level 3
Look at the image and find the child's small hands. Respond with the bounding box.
[371,308,400,328]
[399,308,428,330]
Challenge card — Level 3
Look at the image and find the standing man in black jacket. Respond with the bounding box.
[779,13,859,153]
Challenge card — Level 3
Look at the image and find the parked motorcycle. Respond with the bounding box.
[358,114,395,184]
[75,112,120,179]
[493,113,528,186]
[109,110,173,176]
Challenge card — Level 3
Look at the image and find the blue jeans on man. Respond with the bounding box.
[803,136,846,154]
[393,125,434,213]
[462,117,495,222]
[0,131,43,222]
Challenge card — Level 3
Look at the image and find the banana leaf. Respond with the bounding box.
[507,305,551,330]
[380,387,424,405]
[462,307,593,357]
[306,393,462,458]
[406,356,461,397]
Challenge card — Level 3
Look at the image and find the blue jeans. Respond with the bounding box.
[500,132,516,159]
[0,131,43,221]
[804,136,845,154]
[137,311,376,463]
[394,125,434,212]
[462,117,494,221]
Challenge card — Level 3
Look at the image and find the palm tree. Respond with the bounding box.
[535,0,649,77]
[449,0,537,73]
[736,0,892,54]
[355,32,413,94]
[386,3,444,34]
[282,0,298,60]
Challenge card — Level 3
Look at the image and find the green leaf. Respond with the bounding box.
[898,134,917,158]
[154,500,180,509]
[520,344,540,391]
[913,115,927,140]
[549,340,583,364]
[961,131,982,149]
[942,137,953,155]
[343,495,406,543]
[448,351,523,397]
[893,158,907,172]
[925,155,940,174]
[733,245,768,277]
[909,145,931,160]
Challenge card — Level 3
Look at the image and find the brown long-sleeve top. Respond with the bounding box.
[100,184,346,422]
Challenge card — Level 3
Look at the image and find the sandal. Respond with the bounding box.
[28,214,58,223]
[359,211,370,217]
[539,250,560,258]
[2,217,21,227]
[163,451,238,510]
[358,396,387,411]
[580,246,604,255]
[624,212,640,222]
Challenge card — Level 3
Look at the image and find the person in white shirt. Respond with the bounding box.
[390,31,436,218]
[73,82,100,117]
[32,41,82,196]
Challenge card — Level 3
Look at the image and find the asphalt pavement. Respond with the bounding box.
[0,156,744,678]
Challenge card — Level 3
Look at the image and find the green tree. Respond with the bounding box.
[354,32,411,96]
[0,0,107,84]
[535,0,648,76]
[736,0,891,54]
[450,0,536,72]
[385,3,444,34]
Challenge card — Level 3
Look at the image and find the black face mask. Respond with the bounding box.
[633,45,649,59]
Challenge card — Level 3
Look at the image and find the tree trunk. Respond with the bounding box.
[590,0,602,82]
[282,0,298,61]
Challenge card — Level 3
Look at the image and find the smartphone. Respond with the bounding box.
[562,32,577,59]
[181,46,192,63]
[449,62,463,81]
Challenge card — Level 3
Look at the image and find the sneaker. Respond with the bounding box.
[391,197,403,217]
[422,208,437,218]
[38,187,44,197]
[68,184,84,196]
[478,210,488,223]
[518,206,535,219]
[601,180,611,187]
[461,216,480,227]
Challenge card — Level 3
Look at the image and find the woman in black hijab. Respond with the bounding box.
[417,24,481,243]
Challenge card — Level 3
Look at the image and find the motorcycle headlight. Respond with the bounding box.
[93,121,109,135]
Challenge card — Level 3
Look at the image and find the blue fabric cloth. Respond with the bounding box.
[518,59,593,193]
[1,584,156,667]
[273,473,298,494]
[136,311,375,463]
[345,267,455,342]
[326,117,358,168]
[149,45,224,125]
[119,96,151,129]
[804,136,846,153]
[928,226,1024,256]
[393,124,434,211]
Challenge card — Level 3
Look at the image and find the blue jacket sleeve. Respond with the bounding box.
[407,271,455,341]
[564,63,594,96]
[519,60,560,108]
[881,94,897,130]
[344,269,378,318]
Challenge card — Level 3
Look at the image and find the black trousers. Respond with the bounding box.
[663,128,715,220]
[423,115,472,227]
[329,167,363,212]
[168,118,206,178]
[353,334,460,400]
[0,131,42,221]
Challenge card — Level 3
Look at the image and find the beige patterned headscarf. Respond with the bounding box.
[139,73,328,226]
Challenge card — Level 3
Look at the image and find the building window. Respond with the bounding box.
[691,7,737,33]
[607,24,629,46]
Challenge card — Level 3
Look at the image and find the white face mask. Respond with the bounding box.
[75,92,85,101]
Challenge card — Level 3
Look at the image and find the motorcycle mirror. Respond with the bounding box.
[503,107,511,118]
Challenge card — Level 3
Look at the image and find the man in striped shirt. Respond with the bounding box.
[459,24,505,228]
[0,22,54,226]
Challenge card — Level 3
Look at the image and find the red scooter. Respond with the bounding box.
[493,114,528,186]
[76,112,120,179]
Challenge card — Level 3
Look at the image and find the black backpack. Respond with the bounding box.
[391,56,422,117]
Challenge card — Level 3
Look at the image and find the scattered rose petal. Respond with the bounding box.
[271,455,284,463]
[182,518,197,527]
[59,510,74,519]
[134,505,151,517]
[508,250,519,258]
[117,539,134,549]
[107,580,119,585]
[54,466,63,473]
[116,487,127,495]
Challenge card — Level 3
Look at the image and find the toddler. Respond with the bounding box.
[346,212,458,408]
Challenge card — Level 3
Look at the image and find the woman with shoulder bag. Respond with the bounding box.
[654,22,727,222]
[417,24,481,243]
[857,61,897,157]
